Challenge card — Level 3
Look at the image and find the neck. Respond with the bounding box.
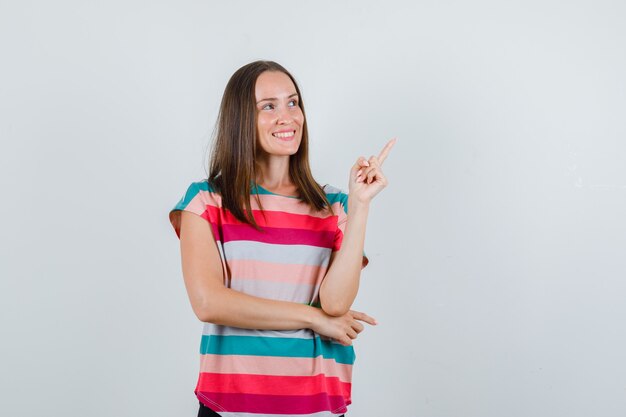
[255,153,292,189]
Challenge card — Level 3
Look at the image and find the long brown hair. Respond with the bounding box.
[208,60,331,227]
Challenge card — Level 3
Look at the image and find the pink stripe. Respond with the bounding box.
[196,191,344,219]
[228,259,327,285]
[198,373,350,397]
[197,190,222,206]
[205,205,339,231]
[196,391,349,414]
[169,195,211,238]
[199,354,352,381]
[222,224,336,247]
[250,194,343,218]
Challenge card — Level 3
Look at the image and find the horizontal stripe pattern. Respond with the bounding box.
[197,373,351,397]
[170,180,363,415]
[195,392,349,414]
[205,204,339,231]
[212,411,343,417]
[200,335,355,365]
[199,354,353,381]
[230,279,318,304]
[223,240,332,266]
[202,323,315,340]
[221,224,336,247]
[228,259,327,285]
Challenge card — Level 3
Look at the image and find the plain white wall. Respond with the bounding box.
[1,1,625,416]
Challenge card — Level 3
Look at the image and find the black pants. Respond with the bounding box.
[197,402,221,417]
[198,401,345,416]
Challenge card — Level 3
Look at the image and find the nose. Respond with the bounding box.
[276,107,293,124]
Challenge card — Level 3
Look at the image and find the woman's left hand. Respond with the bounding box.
[349,138,396,204]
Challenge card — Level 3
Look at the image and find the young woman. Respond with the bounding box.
[169,60,395,417]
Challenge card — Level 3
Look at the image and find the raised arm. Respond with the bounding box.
[178,210,377,345]
[319,138,396,316]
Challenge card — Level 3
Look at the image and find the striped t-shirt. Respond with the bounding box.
[169,180,368,417]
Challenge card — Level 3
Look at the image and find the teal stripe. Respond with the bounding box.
[172,181,216,211]
[324,192,348,214]
[200,334,355,365]
[175,181,347,213]
[251,184,278,196]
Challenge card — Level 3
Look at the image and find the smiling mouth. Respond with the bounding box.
[272,130,296,139]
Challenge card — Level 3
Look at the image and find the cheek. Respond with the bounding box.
[257,116,271,133]
[295,110,305,125]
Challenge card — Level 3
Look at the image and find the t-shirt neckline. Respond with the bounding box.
[253,183,301,200]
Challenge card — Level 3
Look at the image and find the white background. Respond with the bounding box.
[1,1,625,416]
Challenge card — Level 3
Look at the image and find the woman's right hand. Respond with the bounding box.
[311,309,378,346]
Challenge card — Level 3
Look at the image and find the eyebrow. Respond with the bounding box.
[256,93,299,104]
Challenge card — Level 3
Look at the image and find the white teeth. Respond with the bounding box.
[272,131,295,138]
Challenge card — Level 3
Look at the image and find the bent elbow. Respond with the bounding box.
[192,305,213,323]
[192,298,220,323]
[195,309,213,323]
[319,286,351,316]
[190,286,228,323]
[320,300,350,317]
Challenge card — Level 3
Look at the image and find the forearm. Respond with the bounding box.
[319,201,369,316]
[197,286,323,331]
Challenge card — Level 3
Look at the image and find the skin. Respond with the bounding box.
[178,70,395,346]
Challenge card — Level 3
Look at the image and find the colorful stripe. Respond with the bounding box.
[205,204,339,231]
[214,411,342,417]
[220,224,336,247]
[199,354,353,381]
[223,240,332,266]
[227,259,327,284]
[229,279,318,304]
[200,335,355,365]
[197,373,351,397]
[201,323,315,340]
[195,392,349,414]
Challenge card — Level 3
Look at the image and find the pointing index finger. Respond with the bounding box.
[350,310,378,325]
[377,138,397,165]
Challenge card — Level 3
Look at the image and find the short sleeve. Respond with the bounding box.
[168,181,219,239]
[332,190,369,269]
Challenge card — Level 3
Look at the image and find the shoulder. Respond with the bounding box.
[322,184,349,215]
[187,179,215,194]
[177,180,222,208]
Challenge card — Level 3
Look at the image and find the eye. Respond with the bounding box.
[262,103,275,110]
[288,99,298,107]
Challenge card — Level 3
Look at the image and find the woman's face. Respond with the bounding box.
[254,71,304,158]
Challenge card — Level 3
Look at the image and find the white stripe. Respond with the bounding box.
[227,279,316,303]
[223,241,331,266]
[201,322,316,339]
